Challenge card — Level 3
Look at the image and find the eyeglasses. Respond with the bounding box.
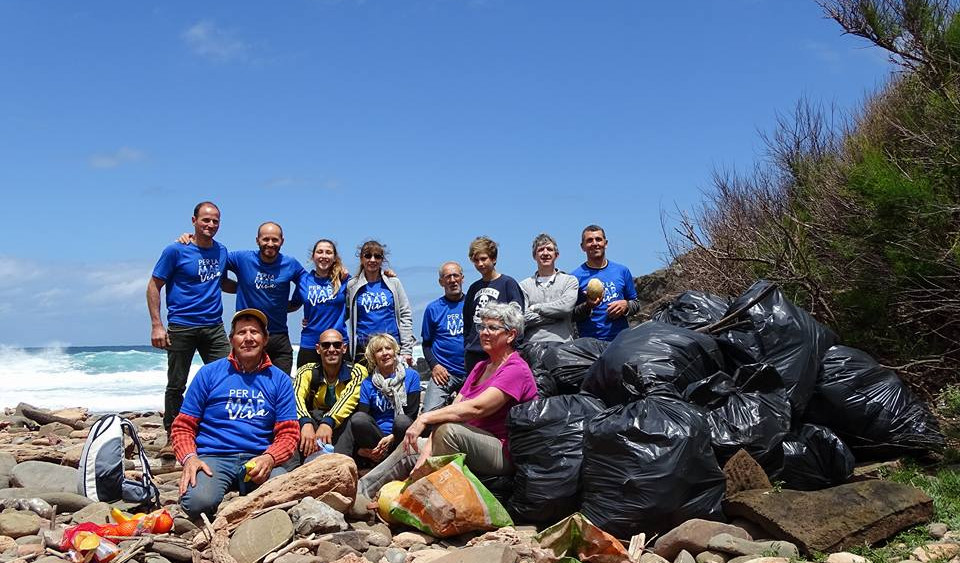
[363,253,384,260]
[475,323,507,334]
[318,341,343,350]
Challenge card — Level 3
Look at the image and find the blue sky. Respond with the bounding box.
[0,0,892,347]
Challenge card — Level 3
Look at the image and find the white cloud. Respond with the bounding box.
[88,147,144,169]
[182,20,250,62]
[0,256,45,286]
[82,265,150,305]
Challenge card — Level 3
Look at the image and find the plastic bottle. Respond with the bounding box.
[314,441,335,454]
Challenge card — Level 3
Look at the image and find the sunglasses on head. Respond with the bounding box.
[363,253,384,260]
[318,341,343,350]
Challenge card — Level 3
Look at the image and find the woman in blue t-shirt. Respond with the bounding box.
[334,333,420,464]
[294,239,349,368]
[345,240,415,366]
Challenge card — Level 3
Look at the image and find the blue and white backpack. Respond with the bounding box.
[76,414,160,507]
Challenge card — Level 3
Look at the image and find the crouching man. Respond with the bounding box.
[172,308,299,520]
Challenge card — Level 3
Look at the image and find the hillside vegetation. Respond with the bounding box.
[669,0,960,396]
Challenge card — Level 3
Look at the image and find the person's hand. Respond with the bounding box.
[606,299,628,319]
[383,269,397,278]
[179,456,212,495]
[301,318,308,329]
[431,365,450,386]
[409,440,433,481]
[151,326,170,350]
[316,423,333,445]
[176,232,194,245]
[403,418,426,453]
[585,294,602,308]
[370,435,394,461]
[299,424,317,457]
[402,354,414,367]
[245,454,275,485]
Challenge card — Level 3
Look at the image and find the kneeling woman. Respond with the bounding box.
[359,302,536,498]
[335,334,421,464]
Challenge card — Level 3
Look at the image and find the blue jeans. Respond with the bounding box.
[422,373,466,413]
[179,454,287,520]
[164,324,230,432]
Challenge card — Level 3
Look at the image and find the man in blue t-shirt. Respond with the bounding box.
[148,201,232,459]
[223,222,306,375]
[571,224,641,341]
[420,261,466,412]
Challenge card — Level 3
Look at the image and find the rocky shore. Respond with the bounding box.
[0,404,954,563]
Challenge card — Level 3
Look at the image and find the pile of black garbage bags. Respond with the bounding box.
[507,280,945,538]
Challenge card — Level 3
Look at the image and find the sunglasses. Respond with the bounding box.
[363,253,384,260]
[318,341,343,350]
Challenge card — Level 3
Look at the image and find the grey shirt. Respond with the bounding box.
[520,270,579,343]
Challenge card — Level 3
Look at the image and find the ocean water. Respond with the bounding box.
[0,344,424,412]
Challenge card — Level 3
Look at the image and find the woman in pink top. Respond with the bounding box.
[357,302,536,498]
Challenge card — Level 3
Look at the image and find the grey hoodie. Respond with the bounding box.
[520,270,579,343]
[346,273,415,357]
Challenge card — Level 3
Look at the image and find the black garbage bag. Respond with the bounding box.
[518,341,561,398]
[770,424,855,491]
[580,379,725,537]
[719,280,838,418]
[652,290,730,330]
[582,321,725,405]
[540,338,609,395]
[507,394,606,523]
[683,364,791,471]
[805,345,944,459]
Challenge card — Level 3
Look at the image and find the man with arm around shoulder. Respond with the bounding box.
[147,201,232,460]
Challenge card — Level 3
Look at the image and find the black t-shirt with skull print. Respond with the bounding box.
[462,274,525,353]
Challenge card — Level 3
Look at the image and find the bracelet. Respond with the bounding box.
[180,452,197,465]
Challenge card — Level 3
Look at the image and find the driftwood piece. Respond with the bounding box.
[16,403,86,430]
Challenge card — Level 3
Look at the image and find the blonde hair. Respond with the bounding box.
[311,239,345,295]
[468,236,498,261]
[364,333,400,370]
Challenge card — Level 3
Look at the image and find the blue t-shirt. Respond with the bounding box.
[571,260,638,341]
[152,241,228,327]
[421,296,466,376]
[228,251,307,334]
[354,279,399,344]
[293,272,349,348]
[180,357,298,456]
[357,367,420,433]
[462,275,525,353]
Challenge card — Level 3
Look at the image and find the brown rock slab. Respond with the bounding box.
[228,509,294,563]
[723,449,772,496]
[0,512,41,538]
[723,480,933,554]
[9,461,78,492]
[39,422,74,437]
[654,519,752,560]
[912,542,960,562]
[152,540,194,562]
[214,454,356,533]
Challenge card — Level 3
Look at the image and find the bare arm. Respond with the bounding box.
[146,276,169,349]
[402,387,508,452]
[221,277,237,294]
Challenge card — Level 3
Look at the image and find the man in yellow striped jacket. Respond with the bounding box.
[293,329,368,462]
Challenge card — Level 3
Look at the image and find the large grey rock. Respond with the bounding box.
[8,462,78,493]
[430,545,518,563]
[151,541,193,562]
[38,422,74,437]
[654,519,752,560]
[229,509,294,563]
[707,534,798,558]
[0,455,15,477]
[0,487,93,514]
[288,497,348,535]
[70,502,111,524]
[723,481,934,554]
[0,512,40,539]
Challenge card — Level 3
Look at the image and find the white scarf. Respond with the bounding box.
[372,367,407,410]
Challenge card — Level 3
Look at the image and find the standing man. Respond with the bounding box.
[224,222,306,375]
[420,261,466,412]
[571,225,640,341]
[148,201,232,459]
[462,237,524,376]
[172,308,299,521]
[292,329,368,461]
[520,234,579,343]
